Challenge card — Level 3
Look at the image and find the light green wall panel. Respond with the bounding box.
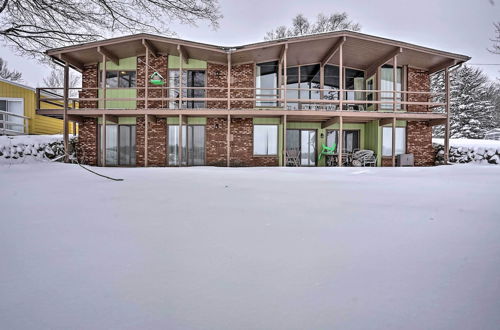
[168,55,207,69]
[98,89,137,109]
[99,56,137,71]
[98,117,137,125]
[188,117,207,125]
[253,118,281,125]
[166,117,206,125]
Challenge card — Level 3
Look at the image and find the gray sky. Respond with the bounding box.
[1,0,499,87]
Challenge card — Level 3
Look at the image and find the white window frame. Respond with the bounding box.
[253,124,278,156]
[0,97,25,133]
[382,126,406,156]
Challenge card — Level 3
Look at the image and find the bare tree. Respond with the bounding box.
[265,12,361,40]
[0,0,222,59]
[0,57,21,81]
[42,68,81,97]
[489,22,500,54]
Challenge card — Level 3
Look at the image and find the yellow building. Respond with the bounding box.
[0,77,76,135]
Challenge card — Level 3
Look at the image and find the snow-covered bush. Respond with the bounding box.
[0,135,76,163]
[433,138,500,165]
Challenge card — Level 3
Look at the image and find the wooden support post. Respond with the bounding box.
[227,53,231,109]
[444,68,451,164]
[36,88,41,111]
[282,114,287,166]
[178,114,183,166]
[338,116,343,167]
[178,45,183,109]
[227,114,231,167]
[63,63,69,162]
[145,46,149,110]
[339,43,344,111]
[392,117,396,167]
[144,114,148,167]
[393,54,398,111]
[283,44,288,110]
[101,54,107,110]
[102,114,106,167]
[319,65,324,100]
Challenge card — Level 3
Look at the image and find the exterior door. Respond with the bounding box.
[286,129,316,166]
[168,125,205,166]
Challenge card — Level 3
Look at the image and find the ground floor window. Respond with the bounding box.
[0,98,24,133]
[168,125,205,166]
[382,127,406,156]
[253,125,278,156]
[326,130,360,153]
[286,129,316,166]
[98,124,136,166]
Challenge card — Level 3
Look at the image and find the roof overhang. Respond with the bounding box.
[46,30,470,73]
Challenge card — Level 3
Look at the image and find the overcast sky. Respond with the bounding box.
[1,0,499,87]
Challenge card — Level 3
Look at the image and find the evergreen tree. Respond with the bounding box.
[431,65,496,139]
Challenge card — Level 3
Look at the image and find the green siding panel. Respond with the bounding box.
[98,56,137,71]
[98,89,137,109]
[253,118,281,125]
[168,55,207,69]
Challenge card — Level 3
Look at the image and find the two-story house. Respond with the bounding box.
[37,30,469,167]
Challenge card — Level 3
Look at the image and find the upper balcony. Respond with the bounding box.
[37,30,469,121]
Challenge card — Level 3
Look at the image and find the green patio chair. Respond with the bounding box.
[318,143,337,161]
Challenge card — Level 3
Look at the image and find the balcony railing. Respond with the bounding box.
[36,86,447,113]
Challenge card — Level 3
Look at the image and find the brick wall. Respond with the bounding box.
[137,55,169,109]
[80,64,98,109]
[207,63,254,109]
[136,116,167,166]
[406,67,433,166]
[206,117,278,167]
[77,118,98,165]
[206,117,228,166]
[407,121,434,166]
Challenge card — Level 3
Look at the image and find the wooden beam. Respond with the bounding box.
[278,44,287,64]
[63,63,69,162]
[283,44,288,110]
[101,53,106,110]
[142,39,158,58]
[321,116,340,129]
[144,114,148,167]
[392,117,396,167]
[339,42,344,110]
[393,54,398,111]
[227,53,231,110]
[227,114,231,167]
[97,46,119,66]
[366,47,403,79]
[320,36,346,67]
[444,68,451,164]
[177,44,189,64]
[145,45,149,110]
[178,114,183,166]
[282,114,287,167]
[338,116,343,167]
[379,118,393,126]
[429,59,457,74]
[102,114,106,167]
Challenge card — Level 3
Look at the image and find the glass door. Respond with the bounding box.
[300,130,316,166]
[286,129,316,166]
[168,125,205,166]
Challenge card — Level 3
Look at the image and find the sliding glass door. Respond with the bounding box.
[99,125,136,166]
[286,129,316,166]
[168,125,205,166]
[326,130,360,153]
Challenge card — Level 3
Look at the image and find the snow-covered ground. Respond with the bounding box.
[1,163,500,330]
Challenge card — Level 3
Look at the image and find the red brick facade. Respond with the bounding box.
[207,63,254,109]
[406,67,433,166]
[79,64,98,109]
[77,118,98,165]
[136,55,169,109]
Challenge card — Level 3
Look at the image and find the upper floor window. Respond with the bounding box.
[381,65,402,110]
[168,69,206,109]
[256,61,279,107]
[99,71,137,88]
